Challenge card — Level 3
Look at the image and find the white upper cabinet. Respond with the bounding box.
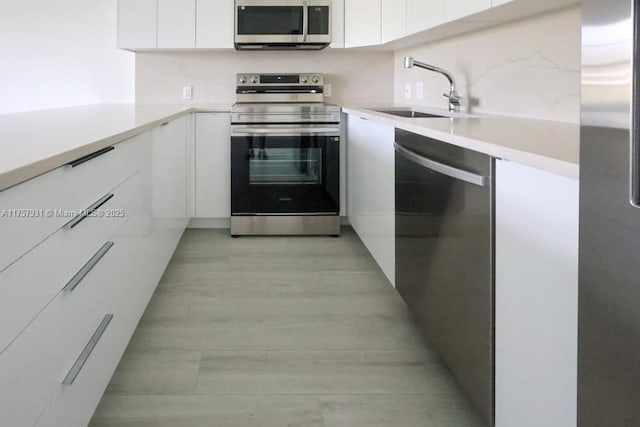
[118,0,157,49]
[381,0,407,43]
[443,0,491,21]
[344,0,381,48]
[330,0,345,48]
[157,0,196,48]
[492,0,513,5]
[196,0,234,48]
[406,0,443,34]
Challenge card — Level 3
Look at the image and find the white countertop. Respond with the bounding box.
[0,103,230,192]
[0,102,579,192]
[342,105,580,180]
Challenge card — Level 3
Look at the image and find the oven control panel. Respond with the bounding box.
[236,73,324,87]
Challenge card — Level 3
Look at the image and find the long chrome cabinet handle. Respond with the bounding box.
[64,193,114,230]
[62,314,113,386]
[63,242,114,292]
[66,146,114,168]
[394,142,488,187]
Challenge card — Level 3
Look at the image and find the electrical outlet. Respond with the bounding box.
[416,82,424,100]
[404,83,412,100]
[182,86,193,100]
[324,83,332,98]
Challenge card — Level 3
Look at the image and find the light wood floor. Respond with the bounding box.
[90,227,485,427]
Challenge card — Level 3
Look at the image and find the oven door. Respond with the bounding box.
[231,126,339,215]
[235,0,306,44]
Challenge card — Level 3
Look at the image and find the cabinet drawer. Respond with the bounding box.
[0,172,142,355]
[0,133,145,271]
[36,211,158,427]
[0,224,128,427]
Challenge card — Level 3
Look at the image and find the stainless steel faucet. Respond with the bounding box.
[404,56,462,112]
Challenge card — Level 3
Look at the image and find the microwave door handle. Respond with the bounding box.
[303,0,308,42]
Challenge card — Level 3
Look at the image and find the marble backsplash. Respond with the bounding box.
[135,7,580,123]
[394,7,581,123]
[135,50,394,106]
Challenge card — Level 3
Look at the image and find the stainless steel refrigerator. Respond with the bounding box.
[579,0,640,425]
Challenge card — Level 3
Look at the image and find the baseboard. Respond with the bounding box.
[188,217,349,229]
[187,218,230,229]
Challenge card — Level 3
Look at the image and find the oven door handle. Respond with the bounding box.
[232,127,339,136]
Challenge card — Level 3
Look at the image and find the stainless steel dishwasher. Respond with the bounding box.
[395,128,494,426]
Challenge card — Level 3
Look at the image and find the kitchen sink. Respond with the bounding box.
[372,109,449,118]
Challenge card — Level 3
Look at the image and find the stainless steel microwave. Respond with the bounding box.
[234,0,331,50]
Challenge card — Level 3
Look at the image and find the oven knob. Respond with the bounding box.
[312,75,320,84]
[239,75,248,84]
[301,76,308,84]
[250,76,258,84]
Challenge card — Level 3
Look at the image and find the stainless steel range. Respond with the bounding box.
[230,73,341,236]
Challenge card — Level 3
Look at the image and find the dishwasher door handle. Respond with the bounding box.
[394,142,488,187]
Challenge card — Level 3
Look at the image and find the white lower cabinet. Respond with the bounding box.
[495,160,579,427]
[347,114,395,286]
[194,113,231,218]
[152,115,190,231]
[0,172,142,355]
[0,133,143,272]
[0,115,192,427]
[0,211,137,427]
[35,209,159,427]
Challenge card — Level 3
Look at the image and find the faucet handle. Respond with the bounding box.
[443,92,462,105]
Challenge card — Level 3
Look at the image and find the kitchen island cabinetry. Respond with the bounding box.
[0,115,190,427]
[495,159,579,427]
[346,113,395,286]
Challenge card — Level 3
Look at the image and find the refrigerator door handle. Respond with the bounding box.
[632,0,640,208]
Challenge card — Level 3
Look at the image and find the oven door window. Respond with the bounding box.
[232,135,339,215]
[237,6,304,35]
[250,147,322,184]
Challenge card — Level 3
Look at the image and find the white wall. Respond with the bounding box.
[135,50,395,106]
[0,0,135,115]
[394,7,581,123]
